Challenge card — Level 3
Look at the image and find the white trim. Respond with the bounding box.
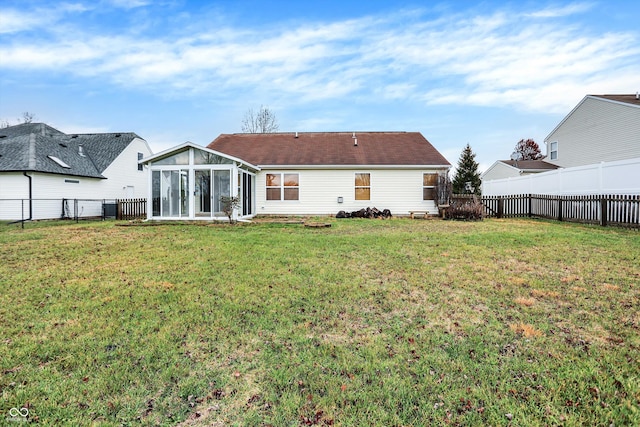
[140,141,260,171]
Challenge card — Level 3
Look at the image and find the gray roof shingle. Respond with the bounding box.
[0,123,142,178]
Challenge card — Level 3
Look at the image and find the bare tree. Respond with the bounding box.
[1,112,37,128]
[241,105,279,133]
[21,112,36,123]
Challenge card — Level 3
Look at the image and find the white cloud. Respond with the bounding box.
[1,3,637,115]
[525,2,594,18]
[0,8,52,34]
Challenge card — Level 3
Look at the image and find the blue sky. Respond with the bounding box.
[1,0,638,172]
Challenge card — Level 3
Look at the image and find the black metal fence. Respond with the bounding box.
[1,198,147,227]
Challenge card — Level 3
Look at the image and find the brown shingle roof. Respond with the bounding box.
[501,160,559,170]
[590,94,640,106]
[207,132,451,167]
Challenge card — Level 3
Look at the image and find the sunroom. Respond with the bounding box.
[141,142,258,221]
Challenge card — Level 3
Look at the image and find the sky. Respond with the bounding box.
[1,0,638,173]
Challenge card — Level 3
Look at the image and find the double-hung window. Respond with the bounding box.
[266,173,299,200]
[423,173,438,200]
[355,173,370,200]
[549,141,558,160]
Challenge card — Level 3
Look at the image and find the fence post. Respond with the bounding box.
[21,199,24,229]
[497,197,504,218]
[528,194,532,218]
[600,196,607,227]
[557,197,563,222]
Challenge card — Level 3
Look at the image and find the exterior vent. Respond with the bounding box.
[78,145,85,157]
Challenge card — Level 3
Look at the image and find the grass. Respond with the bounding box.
[0,218,638,426]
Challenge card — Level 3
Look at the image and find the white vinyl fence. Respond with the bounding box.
[482,157,640,196]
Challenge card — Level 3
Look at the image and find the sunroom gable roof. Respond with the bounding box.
[141,141,260,171]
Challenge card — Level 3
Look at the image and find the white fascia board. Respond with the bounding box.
[140,141,260,171]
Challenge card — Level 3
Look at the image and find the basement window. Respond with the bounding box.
[48,155,71,169]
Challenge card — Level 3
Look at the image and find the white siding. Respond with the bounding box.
[255,168,443,216]
[100,137,152,198]
[481,162,519,181]
[545,97,640,168]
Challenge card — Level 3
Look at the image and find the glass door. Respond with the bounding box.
[195,170,211,217]
[213,170,231,216]
[160,170,190,217]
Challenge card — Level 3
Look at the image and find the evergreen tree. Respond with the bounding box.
[452,143,481,195]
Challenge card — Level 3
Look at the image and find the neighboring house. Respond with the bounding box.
[141,132,451,220]
[0,123,152,220]
[482,93,640,196]
[481,159,559,182]
[544,94,640,168]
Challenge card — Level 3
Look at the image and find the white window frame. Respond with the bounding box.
[266,172,300,201]
[550,141,558,160]
[355,172,371,201]
[422,173,438,201]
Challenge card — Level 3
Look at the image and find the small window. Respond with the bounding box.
[355,173,370,200]
[48,155,70,169]
[423,173,438,200]
[65,179,79,184]
[550,141,558,160]
[266,173,299,201]
[138,152,144,171]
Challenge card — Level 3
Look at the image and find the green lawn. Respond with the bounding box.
[0,218,638,426]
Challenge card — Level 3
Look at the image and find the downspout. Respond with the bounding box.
[23,172,33,221]
[24,132,36,221]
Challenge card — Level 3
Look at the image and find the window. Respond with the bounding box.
[266,173,299,200]
[423,173,438,200]
[138,152,144,171]
[154,150,189,165]
[355,173,370,200]
[550,141,558,160]
[48,155,70,169]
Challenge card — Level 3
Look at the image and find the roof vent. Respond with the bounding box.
[636,91,639,100]
[78,144,85,157]
[354,138,358,146]
[295,132,298,138]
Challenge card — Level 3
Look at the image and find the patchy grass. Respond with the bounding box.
[0,218,639,426]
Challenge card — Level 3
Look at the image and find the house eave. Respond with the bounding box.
[257,164,451,170]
